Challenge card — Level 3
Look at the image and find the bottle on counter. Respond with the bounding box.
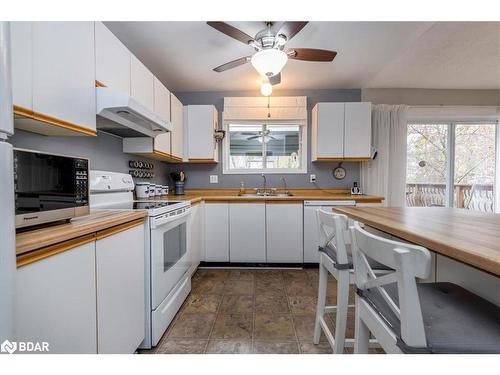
[239,181,246,196]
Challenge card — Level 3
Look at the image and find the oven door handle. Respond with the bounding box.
[151,207,191,228]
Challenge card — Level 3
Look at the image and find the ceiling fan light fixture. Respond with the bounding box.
[276,34,287,46]
[258,135,271,144]
[260,81,273,96]
[251,49,288,77]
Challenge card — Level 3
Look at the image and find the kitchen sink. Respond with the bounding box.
[238,192,294,197]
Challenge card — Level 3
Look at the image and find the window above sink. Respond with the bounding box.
[223,121,307,174]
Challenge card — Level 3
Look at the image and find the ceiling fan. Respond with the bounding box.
[207,21,337,85]
[242,129,277,143]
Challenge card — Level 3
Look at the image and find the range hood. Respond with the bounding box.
[96,87,172,138]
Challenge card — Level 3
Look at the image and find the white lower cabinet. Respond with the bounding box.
[15,222,146,354]
[229,203,266,263]
[266,203,304,263]
[189,203,202,269]
[95,224,145,354]
[303,205,320,263]
[15,241,98,354]
[204,203,229,262]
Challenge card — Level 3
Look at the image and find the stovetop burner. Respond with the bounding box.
[133,200,183,210]
[95,200,186,212]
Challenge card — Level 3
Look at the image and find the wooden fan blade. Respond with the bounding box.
[287,48,337,62]
[213,56,251,72]
[277,22,308,41]
[207,22,254,45]
[269,73,281,86]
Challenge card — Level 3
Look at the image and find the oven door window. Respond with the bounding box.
[163,222,187,272]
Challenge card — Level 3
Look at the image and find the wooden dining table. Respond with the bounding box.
[332,206,500,277]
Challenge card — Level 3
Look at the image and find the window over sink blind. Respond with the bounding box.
[223,96,307,121]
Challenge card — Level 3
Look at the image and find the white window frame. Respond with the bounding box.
[222,119,308,174]
[407,120,499,212]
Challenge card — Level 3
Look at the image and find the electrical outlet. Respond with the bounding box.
[210,175,218,184]
[310,174,316,183]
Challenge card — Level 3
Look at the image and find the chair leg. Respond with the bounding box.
[333,271,349,354]
[354,295,369,354]
[313,262,328,344]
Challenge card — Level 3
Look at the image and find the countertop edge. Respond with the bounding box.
[332,207,500,277]
[16,210,148,258]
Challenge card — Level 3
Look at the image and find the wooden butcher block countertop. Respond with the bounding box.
[160,188,384,205]
[333,206,500,277]
[16,210,147,267]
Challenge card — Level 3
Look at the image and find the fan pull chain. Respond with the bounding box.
[267,96,271,118]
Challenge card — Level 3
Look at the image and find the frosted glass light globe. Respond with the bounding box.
[260,81,273,97]
[251,49,288,77]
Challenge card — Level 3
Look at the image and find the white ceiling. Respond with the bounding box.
[105,21,500,92]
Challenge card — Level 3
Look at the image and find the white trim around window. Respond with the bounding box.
[222,119,308,175]
[406,120,499,213]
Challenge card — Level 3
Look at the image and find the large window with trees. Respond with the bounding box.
[406,122,497,212]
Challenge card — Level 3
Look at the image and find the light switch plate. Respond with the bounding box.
[310,174,316,183]
[210,175,218,184]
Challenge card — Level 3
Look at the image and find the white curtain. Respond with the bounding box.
[361,105,409,207]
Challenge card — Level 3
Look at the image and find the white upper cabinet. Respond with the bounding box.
[152,77,172,155]
[131,54,154,112]
[10,22,32,110]
[170,93,184,160]
[312,102,344,160]
[186,105,218,162]
[153,77,171,123]
[229,203,266,263]
[312,102,371,161]
[32,22,96,133]
[95,22,131,95]
[153,133,171,155]
[344,102,372,158]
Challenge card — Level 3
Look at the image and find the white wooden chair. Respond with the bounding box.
[313,209,391,353]
[350,221,500,354]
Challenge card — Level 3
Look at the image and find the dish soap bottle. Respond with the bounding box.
[239,181,246,196]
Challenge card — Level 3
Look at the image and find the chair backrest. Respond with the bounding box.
[349,221,432,348]
[316,209,351,266]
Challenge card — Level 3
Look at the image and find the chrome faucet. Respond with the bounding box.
[261,173,267,192]
[281,176,288,195]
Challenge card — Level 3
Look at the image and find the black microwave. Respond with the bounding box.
[14,148,89,228]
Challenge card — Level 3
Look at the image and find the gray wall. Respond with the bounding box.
[362,88,500,106]
[170,89,362,189]
[9,130,170,185]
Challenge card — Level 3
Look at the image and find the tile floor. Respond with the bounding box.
[140,268,384,354]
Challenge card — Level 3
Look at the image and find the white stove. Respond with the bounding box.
[89,170,193,349]
[98,200,190,217]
